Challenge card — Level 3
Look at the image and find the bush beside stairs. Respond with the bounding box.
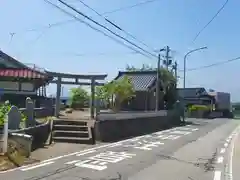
[52,119,95,144]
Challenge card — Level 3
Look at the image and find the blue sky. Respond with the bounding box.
[1,0,240,101]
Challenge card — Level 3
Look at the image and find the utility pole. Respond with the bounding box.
[155,48,166,111]
[156,54,161,111]
[165,46,170,70]
[174,61,178,80]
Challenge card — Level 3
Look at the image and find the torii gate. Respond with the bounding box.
[46,71,107,119]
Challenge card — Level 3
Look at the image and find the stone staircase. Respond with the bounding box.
[52,120,94,144]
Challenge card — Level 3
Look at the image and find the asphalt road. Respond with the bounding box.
[0,118,239,180]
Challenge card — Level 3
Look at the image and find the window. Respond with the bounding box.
[0,81,19,90]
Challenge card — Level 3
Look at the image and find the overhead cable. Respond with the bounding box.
[43,0,153,59]
[13,0,161,34]
[180,56,240,72]
[192,0,229,42]
[77,0,155,52]
[57,0,157,58]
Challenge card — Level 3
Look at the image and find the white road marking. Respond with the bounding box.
[21,161,54,171]
[76,150,96,156]
[224,143,228,147]
[213,171,221,180]
[65,160,79,165]
[157,134,180,140]
[0,125,199,174]
[75,160,108,171]
[89,151,136,163]
[217,156,224,163]
[134,141,164,151]
[108,143,122,148]
[74,151,136,171]
[170,130,191,135]
[220,148,226,154]
[176,127,192,131]
[229,131,239,180]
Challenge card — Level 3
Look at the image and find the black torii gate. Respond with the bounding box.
[46,71,107,119]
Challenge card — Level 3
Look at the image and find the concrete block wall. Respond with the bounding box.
[94,110,181,142]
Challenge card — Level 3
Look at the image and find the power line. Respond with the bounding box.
[43,0,153,59]
[101,0,160,15]
[64,51,137,57]
[180,56,240,72]
[12,0,160,35]
[192,0,229,42]
[57,0,157,58]
[77,0,155,51]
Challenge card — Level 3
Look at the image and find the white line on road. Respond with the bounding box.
[217,156,224,163]
[224,143,228,147]
[213,171,221,180]
[228,131,238,180]
[20,161,54,171]
[76,150,96,156]
[220,148,226,154]
[108,143,122,148]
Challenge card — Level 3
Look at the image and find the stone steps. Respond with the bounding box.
[52,120,94,144]
[53,125,88,131]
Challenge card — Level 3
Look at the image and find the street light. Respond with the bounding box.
[183,46,207,89]
[156,48,166,111]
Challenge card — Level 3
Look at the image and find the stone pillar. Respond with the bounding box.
[90,78,95,119]
[55,77,61,117]
[25,97,35,127]
[8,106,21,130]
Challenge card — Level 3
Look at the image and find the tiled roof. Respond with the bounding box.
[0,69,47,79]
[115,71,157,91]
[0,51,28,68]
[177,87,207,98]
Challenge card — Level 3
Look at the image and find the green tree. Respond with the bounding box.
[95,76,135,111]
[95,84,112,108]
[112,75,135,111]
[126,63,177,109]
[70,87,89,109]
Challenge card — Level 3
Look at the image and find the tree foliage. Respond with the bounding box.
[95,76,135,111]
[112,75,135,110]
[70,87,89,108]
[0,101,26,126]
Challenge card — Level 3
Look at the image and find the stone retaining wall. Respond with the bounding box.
[94,110,181,142]
[9,121,50,151]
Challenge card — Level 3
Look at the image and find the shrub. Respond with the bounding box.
[0,100,26,126]
[188,104,211,112]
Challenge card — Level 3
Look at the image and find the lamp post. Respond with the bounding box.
[183,47,207,89]
[182,46,207,122]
